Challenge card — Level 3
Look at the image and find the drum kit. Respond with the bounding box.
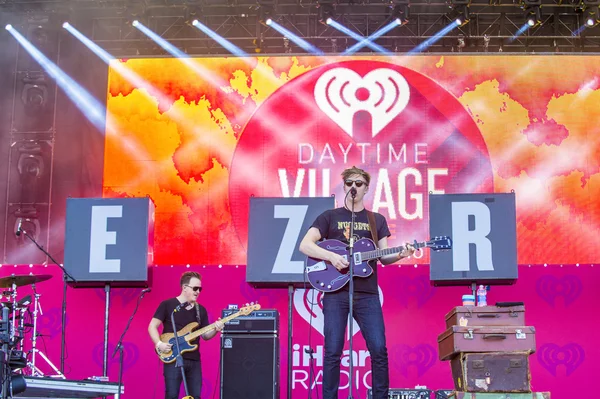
[0,273,64,379]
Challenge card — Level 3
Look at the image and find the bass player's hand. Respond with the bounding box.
[156,341,172,353]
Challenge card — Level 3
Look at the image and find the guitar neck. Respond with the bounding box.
[185,311,242,341]
[361,242,426,261]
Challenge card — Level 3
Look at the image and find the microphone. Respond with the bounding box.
[173,302,189,313]
[350,187,357,197]
[141,287,151,294]
[15,218,23,236]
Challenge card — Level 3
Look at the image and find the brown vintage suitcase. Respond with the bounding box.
[450,352,531,392]
[448,393,550,399]
[445,306,526,328]
[438,326,536,361]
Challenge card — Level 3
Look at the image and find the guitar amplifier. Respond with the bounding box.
[221,309,279,334]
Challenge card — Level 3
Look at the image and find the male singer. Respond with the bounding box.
[299,166,414,399]
[148,271,224,399]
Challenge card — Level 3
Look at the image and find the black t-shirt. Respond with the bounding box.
[311,207,391,294]
[153,298,210,361]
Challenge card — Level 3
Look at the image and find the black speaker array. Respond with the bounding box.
[220,309,279,399]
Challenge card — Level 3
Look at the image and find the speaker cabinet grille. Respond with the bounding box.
[220,334,279,399]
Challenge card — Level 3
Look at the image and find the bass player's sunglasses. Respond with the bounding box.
[344,180,366,188]
[185,285,203,293]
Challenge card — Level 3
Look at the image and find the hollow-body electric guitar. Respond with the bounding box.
[305,237,452,293]
[156,303,260,363]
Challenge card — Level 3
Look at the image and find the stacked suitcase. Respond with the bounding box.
[437,304,550,398]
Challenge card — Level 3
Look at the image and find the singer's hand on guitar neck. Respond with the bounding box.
[328,252,350,271]
[398,243,416,259]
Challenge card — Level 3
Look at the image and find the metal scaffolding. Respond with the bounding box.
[1,0,600,55]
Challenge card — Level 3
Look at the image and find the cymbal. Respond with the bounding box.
[0,274,53,288]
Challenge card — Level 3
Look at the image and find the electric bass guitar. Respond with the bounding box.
[305,237,452,293]
[156,303,260,363]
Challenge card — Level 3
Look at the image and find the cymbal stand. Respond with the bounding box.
[27,284,65,379]
[10,281,17,342]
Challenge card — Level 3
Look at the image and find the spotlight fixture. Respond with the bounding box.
[5,24,12,30]
[192,19,199,26]
[132,20,139,27]
[318,3,336,25]
[62,22,70,28]
[265,18,273,25]
[390,4,410,26]
[449,4,470,27]
[525,6,542,27]
[583,7,600,27]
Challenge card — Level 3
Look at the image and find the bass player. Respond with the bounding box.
[148,271,224,399]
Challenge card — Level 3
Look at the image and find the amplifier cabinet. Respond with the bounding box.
[220,334,279,399]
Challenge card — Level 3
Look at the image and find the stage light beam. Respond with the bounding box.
[5,24,12,31]
[191,19,247,57]
[7,26,108,133]
[266,20,324,55]
[327,19,390,54]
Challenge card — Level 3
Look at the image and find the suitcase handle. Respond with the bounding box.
[483,333,507,340]
[477,313,499,318]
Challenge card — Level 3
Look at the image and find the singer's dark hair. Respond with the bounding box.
[180,271,201,287]
[341,166,370,186]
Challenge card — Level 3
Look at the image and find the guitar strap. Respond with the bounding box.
[366,210,378,248]
[194,303,202,325]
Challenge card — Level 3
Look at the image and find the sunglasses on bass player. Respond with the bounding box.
[185,285,202,293]
[344,180,366,188]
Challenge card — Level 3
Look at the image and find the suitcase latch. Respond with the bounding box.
[515,329,526,340]
[463,329,474,340]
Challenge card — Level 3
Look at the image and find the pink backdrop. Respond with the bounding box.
[1,264,595,398]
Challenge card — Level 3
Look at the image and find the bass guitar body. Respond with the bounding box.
[157,322,200,364]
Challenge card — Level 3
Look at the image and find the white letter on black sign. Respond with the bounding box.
[451,202,494,272]
[272,205,308,274]
[89,205,123,273]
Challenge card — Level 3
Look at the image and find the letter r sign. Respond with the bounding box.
[429,193,518,286]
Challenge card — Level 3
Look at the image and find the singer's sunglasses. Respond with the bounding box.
[345,180,366,188]
[185,285,203,293]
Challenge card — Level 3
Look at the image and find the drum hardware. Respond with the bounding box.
[26,283,65,379]
[0,274,64,381]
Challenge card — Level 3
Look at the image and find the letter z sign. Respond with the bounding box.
[64,198,154,283]
[428,193,518,286]
[246,197,334,287]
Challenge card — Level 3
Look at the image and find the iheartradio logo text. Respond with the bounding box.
[277,67,449,221]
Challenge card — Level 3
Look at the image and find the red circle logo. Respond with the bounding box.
[230,60,493,251]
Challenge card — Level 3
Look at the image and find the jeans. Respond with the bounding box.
[322,290,389,399]
[164,359,202,399]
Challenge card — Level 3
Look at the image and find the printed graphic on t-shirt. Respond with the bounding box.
[338,221,371,242]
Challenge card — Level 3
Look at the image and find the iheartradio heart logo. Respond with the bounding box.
[314,67,410,138]
[293,287,384,337]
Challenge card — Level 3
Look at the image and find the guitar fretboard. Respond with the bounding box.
[361,242,426,261]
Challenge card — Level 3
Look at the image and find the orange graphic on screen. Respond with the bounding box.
[104,55,600,265]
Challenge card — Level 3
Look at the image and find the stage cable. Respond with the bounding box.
[303,264,320,399]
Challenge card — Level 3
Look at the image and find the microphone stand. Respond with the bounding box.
[20,229,76,375]
[112,289,150,398]
[347,189,357,399]
[170,307,190,398]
